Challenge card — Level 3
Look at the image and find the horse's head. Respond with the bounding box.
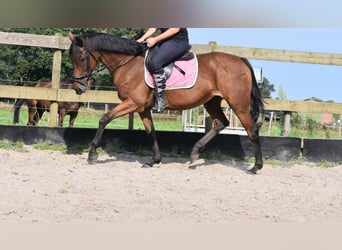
[68,32,96,95]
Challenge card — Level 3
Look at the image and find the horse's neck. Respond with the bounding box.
[100,52,137,74]
[60,83,72,89]
[60,79,73,89]
[35,81,51,88]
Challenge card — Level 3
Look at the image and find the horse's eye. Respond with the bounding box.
[78,50,87,63]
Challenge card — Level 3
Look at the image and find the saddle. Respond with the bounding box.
[145,45,194,79]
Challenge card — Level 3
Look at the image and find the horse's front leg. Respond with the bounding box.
[138,110,161,167]
[88,100,137,164]
[58,110,66,127]
[88,113,111,164]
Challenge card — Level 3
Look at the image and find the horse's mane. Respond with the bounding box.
[73,32,146,56]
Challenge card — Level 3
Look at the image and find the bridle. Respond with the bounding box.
[70,45,139,90]
[70,48,105,88]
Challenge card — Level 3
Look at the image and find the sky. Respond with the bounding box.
[188,28,342,103]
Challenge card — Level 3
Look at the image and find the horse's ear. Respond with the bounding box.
[68,32,74,41]
[69,32,83,47]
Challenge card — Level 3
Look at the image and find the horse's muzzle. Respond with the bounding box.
[75,87,83,95]
[73,82,88,95]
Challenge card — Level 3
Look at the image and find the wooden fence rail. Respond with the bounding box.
[0,31,70,49]
[1,31,342,127]
[2,31,342,64]
[2,85,342,114]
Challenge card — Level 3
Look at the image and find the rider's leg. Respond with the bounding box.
[152,69,168,112]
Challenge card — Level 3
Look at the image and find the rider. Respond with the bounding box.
[137,28,189,112]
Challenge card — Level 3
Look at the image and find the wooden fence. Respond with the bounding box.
[1,31,342,127]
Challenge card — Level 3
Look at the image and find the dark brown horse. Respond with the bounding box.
[68,32,264,174]
[13,79,80,127]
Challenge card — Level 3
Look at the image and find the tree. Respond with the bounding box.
[277,84,287,100]
[258,76,275,98]
[275,84,290,136]
[0,28,145,85]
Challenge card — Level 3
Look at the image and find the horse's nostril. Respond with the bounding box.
[75,88,82,95]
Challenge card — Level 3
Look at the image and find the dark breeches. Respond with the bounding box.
[147,39,189,73]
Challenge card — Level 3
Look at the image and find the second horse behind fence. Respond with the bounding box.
[13,80,81,127]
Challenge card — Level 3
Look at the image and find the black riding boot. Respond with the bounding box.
[152,71,168,112]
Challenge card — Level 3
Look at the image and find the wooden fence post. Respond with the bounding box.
[209,41,217,51]
[283,112,291,136]
[49,33,62,127]
[339,119,341,137]
[267,111,274,135]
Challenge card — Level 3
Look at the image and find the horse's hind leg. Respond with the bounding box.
[190,96,229,163]
[27,106,37,125]
[58,111,66,127]
[68,111,78,128]
[233,110,263,174]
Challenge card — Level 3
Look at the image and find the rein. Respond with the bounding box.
[109,55,136,75]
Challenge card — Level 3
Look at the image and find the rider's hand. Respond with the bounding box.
[146,37,157,48]
[137,38,145,43]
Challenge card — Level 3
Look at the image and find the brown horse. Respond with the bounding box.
[68,32,264,174]
[13,79,81,127]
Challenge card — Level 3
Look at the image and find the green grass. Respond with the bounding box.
[1,101,341,138]
[0,102,183,131]
[259,122,342,139]
[0,140,26,151]
[33,142,67,151]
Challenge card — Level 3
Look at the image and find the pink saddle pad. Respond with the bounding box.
[144,55,198,90]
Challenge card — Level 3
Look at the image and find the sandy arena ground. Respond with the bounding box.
[0,146,341,222]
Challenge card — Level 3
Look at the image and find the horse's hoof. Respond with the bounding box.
[141,159,161,168]
[247,165,259,174]
[87,153,98,164]
[141,163,159,168]
[190,153,199,164]
[141,163,153,168]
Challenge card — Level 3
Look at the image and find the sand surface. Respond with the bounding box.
[1,146,341,222]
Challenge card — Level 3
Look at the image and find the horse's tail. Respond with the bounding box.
[240,58,265,129]
[13,99,25,124]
